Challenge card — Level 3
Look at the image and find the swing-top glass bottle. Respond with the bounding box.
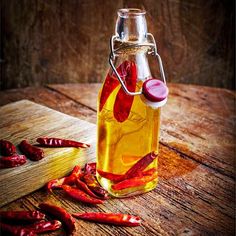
[96,8,168,197]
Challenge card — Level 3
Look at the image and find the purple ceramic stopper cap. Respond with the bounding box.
[142,78,168,102]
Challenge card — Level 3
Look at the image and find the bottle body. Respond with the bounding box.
[96,62,161,197]
[96,8,165,197]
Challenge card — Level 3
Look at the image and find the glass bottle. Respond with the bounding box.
[96,8,168,197]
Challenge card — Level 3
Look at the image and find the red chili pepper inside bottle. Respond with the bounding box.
[97,8,168,197]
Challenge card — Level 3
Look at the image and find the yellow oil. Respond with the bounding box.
[96,80,161,197]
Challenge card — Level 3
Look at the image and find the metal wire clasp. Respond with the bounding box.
[109,33,166,96]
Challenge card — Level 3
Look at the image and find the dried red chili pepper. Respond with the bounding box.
[97,169,125,182]
[0,154,26,168]
[84,162,96,175]
[38,203,75,235]
[112,172,158,190]
[19,140,44,161]
[46,165,82,192]
[23,220,62,234]
[0,210,45,222]
[75,178,99,199]
[124,151,158,179]
[82,174,108,199]
[69,165,83,179]
[99,61,130,112]
[0,139,16,156]
[142,168,157,176]
[0,222,35,236]
[72,212,141,227]
[62,185,104,204]
[99,74,119,112]
[36,137,90,148]
[113,61,137,122]
[97,168,157,182]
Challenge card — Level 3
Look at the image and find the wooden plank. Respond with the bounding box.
[48,83,236,177]
[160,85,235,178]
[0,86,97,123]
[0,100,96,206]
[1,142,234,235]
[46,83,100,112]
[157,144,234,234]
[0,0,123,89]
[47,82,236,119]
[123,0,234,89]
[166,83,235,118]
[0,84,234,235]
[0,1,234,89]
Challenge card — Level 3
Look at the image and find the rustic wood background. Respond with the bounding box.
[0,0,234,90]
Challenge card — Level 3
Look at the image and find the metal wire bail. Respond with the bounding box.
[109,33,166,96]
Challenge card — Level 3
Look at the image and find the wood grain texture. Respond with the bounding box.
[0,0,234,90]
[48,83,236,178]
[0,100,96,206]
[0,83,235,235]
[0,86,97,123]
[124,0,234,89]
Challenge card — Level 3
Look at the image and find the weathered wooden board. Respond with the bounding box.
[0,100,96,207]
[48,83,236,178]
[47,83,100,111]
[0,86,97,123]
[42,83,235,235]
[0,84,234,235]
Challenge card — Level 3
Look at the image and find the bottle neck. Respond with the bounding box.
[113,9,151,81]
[115,9,147,43]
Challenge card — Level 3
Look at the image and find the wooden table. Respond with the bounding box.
[0,83,235,235]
